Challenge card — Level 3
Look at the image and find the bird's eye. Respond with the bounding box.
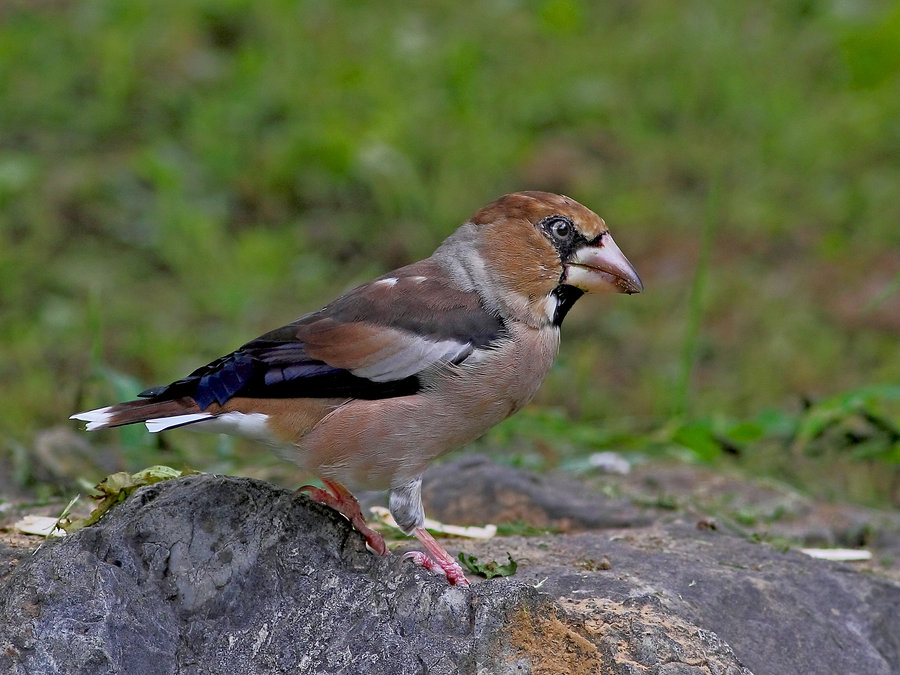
[548,217,572,240]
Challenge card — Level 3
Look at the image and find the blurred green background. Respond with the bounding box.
[1,0,899,505]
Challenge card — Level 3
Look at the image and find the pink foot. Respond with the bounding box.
[402,526,470,587]
[298,479,389,556]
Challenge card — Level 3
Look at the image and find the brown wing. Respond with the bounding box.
[139,260,508,409]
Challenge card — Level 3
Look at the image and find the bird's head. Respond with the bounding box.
[463,191,643,326]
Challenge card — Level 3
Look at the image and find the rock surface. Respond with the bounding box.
[419,454,654,532]
[0,463,898,674]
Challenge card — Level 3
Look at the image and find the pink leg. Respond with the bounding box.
[298,479,389,556]
[402,527,470,587]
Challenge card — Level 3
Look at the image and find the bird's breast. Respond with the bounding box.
[438,322,560,415]
[292,323,560,490]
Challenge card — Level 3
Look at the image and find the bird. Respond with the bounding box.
[71,191,643,587]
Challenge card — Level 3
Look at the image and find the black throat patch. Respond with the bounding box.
[551,285,585,326]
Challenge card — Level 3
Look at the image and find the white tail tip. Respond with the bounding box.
[69,406,114,431]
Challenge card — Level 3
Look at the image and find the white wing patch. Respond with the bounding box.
[351,337,472,382]
[145,413,214,433]
[145,411,272,440]
[198,412,272,440]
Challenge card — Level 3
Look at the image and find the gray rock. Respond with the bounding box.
[421,454,653,531]
[463,524,900,675]
[0,475,535,674]
[1,469,897,674]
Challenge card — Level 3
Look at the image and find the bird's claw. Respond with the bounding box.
[298,480,389,555]
[402,550,470,587]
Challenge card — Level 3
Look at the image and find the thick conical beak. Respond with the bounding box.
[564,232,643,294]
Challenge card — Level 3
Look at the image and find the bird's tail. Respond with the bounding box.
[70,397,212,433]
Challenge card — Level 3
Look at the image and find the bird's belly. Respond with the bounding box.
[290,324,559,490]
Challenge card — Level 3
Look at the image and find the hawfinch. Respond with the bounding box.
[72,191,642,587]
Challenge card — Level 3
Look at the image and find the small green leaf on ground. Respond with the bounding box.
[60,466,197,533]
[458,552,518,578]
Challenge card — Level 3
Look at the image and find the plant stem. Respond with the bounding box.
[673,172,720,418]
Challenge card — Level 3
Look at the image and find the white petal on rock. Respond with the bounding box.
[799,548,872,562]
[15,515,66,537]
[588,451,631,475]
[369,506,497,539]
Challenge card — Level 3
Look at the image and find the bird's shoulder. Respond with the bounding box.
[300,258,505,347]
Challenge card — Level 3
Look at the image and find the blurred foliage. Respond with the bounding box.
[481,384,900,507]
[1,0,899,505]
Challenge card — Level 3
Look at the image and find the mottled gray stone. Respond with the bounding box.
[0,476,556,674]
[420,454,653,531]
[1,468,897,674]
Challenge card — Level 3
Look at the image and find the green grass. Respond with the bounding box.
[1,0,899,505]
[479,383,900,508]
